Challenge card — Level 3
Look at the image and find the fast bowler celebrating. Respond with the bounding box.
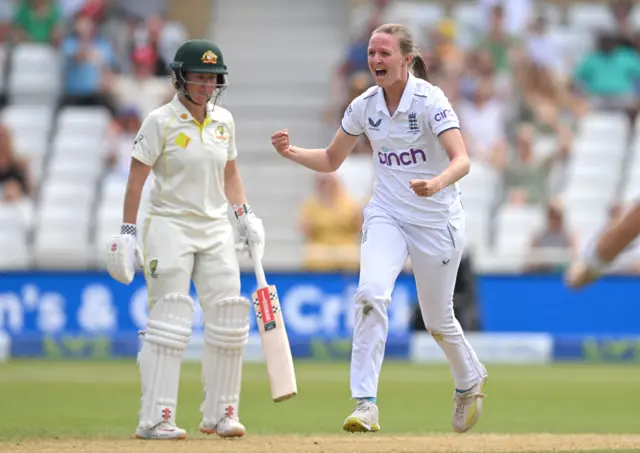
[271,23,487,434]
[106,39,265,440]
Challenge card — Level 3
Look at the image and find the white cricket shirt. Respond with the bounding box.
[341,73,463,228]
[131,94,237,220]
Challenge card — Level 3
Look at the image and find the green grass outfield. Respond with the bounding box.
[1,360,639,452]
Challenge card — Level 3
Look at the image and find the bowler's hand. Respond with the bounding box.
[410,178,443,197]
[564,261,601,289]
[271,129,294,159]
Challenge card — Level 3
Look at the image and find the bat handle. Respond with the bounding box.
[250,242,268,288]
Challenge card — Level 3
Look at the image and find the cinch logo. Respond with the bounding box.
[378,148,426,167]
[434,109,454,122]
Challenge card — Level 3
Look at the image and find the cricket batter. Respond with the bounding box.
[565,201,640,288]
[271,24,487,433]
[106,39,265,440]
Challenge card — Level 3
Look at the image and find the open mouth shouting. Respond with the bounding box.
[373,68,388,81]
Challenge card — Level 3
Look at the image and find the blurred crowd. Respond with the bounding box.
[0,0,186,217]
[300,0,640,274]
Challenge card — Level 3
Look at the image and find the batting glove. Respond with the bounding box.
[106,223,144,285]
[233,204,265,261]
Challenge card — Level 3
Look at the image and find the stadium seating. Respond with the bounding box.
[7,43,61,107]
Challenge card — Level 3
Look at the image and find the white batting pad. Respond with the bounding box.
[138,293,194,429]
[201,297,250,425]
[106,235,136,285]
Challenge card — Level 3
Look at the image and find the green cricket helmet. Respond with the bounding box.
[169,39,228,105]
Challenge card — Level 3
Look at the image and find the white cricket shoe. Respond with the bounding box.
[135,421,187,440]
[343,399,380,433]
[452,375,487,433]
[200,416,246,438]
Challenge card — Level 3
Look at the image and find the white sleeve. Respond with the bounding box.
[340,98,365,136]
[426,87,460,137]
[131,113,163,167]
[227,114,238,161]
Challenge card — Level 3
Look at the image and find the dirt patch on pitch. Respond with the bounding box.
[2,434,640,452]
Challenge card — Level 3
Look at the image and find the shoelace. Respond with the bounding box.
[454,391,486,415]
[151,421,177,432]
[356,401,375,413]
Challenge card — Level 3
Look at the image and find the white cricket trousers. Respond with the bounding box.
[141,214,241,310]
[351,205,485,398]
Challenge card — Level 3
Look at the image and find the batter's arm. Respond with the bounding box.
[224,159,248,205]
[225,159,265,259]
[122,158,151,224]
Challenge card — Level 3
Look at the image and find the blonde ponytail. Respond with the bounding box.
[410,51,430,82]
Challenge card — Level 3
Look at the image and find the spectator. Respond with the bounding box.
[112,44,172,117]
[609,0,636,45]
[457,76,508,169]
[324,13,382,126]
[0,123,32,203]
[423,18,465,99]
[59,14,117,114]
[524,15,563,77]
[0,0,15,42]
[349,0,390,42]
[130,14,170,77]
[428,18,465,78]
[77,0,107,24]
[501,122,570,206]
[478,0,533,39]
[516,59,587,135]
[298,173,362,271]
[105,105,141,181]
[460,49,511,105]
[325,70,372,126]
[476,4,520,74]
[572,32,640,115]
[12,0,62,45]
[525,199,578,273]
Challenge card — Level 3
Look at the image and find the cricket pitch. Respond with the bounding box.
[3,434,640,453]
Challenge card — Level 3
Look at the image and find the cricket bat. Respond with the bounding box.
[249,243,298,402]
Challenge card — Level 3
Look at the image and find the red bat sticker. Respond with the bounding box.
[257,287,276,331]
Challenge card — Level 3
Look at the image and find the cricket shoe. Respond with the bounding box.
[343,399,380,433]
[135,421,187,440]
[200,416,246,438]
[452,373,487,433]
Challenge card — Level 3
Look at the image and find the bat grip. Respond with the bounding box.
[250,242,268,288]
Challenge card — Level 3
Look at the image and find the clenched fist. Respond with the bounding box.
[271,129,293,159]
[410,178,443,197]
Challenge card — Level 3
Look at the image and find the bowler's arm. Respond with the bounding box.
[434,128,471,188]
[595,202,640,263]
[287,128,360,173]
[566,202,640,288]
